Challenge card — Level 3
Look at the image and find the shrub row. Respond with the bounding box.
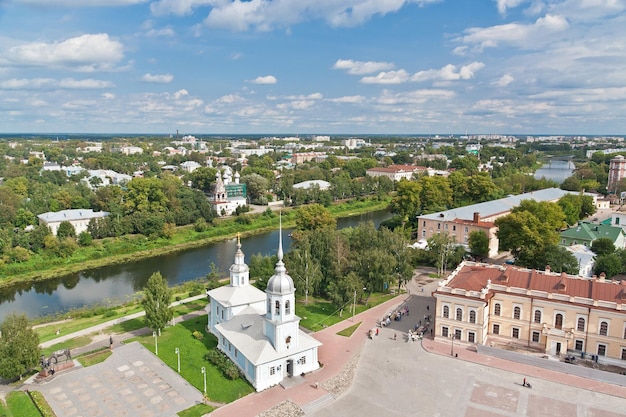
[204,349,240,380]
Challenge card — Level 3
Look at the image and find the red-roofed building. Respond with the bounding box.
[434,262,626,364]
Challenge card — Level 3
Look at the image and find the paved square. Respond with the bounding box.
[35,342,203,417]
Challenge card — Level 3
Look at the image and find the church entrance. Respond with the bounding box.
[286,359,294,377]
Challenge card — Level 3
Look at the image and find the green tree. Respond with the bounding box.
[468,230,489,260]
[286,241,322,305]
[14,208,35,229]
[242,173,270,204]
[295,204,336,231]
[56,221,76,239]
[77,231,93,247]
[591,238,616,257]
[594,254,623,279]
[418,176,452,213]
[536,244,579,274]
[427,233,458,276]
[189,167,217,193]
[390,180,421,225]
[141,272,173,332]
[0,314,40,380]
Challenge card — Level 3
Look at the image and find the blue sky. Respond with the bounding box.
[0,0,625,135]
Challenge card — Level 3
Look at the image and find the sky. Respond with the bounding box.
[0,0,625,135]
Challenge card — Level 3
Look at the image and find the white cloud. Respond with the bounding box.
[494,73,515,87]
[458,14,569,49]
[15,0,147,6]
[411,62,485,82]
[250,75,277,84]
[328,95,366,103]
[141,73,174,83]
[148,0,441,31]
[333,59,395,75]
[102,92,116,100]
[360,70,410,84]
[216,94,244,104]
[496,0,527,15]
[173,89,189,99]
[0,77,112,89]
[3,33,124,71]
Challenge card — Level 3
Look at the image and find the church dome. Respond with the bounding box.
[266,267,295,295]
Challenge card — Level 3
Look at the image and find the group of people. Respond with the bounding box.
[380,305,410,327]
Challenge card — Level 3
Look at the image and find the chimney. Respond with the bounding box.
[545,265,551,273]
[473,212,480,223]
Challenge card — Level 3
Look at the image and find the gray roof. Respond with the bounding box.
[293,180,331,190]
[216,308,321,365]
[37,209,109,223]
[208,285,266,308]
[418,188,576,222]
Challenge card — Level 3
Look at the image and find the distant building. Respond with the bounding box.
[434,262,626,364]
[566,245,596,278]
[210,171,247,216]
[119,146,143,155]
[560,222,626,249]
[292,180,331,191]
[291,152,327,165]
[366,165,426,182]
[38,209,109,236]
[607,155,626,193]
[180,161,201,173]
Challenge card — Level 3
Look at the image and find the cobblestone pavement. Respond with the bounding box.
[33,342,202,417]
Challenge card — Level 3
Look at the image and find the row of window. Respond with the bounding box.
[267,299,291,315]
[426,221,469,234]
[442,306,477,323]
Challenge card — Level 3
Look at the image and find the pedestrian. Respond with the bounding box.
[109,336,113,349]
[430,329,433,336]
[394,333,397,340]
[376,328,379,336]
[523,378,526,386]
[314,381,319,389]
[427,305,430,311]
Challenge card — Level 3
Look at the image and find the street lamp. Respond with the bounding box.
[201,366,207,395]
[450,333,456,356]
[175,347,180,373]
[153,331,158,356]
[352,287,366,322]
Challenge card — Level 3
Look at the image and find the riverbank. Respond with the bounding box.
[0,198,391,289]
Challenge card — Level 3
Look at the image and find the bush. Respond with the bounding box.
[192,330,204,341]
[204,349,240,380]
[77,231,93,247]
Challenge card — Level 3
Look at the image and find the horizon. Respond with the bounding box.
[1,1,625,135]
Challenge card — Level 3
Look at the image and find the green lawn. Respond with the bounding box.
[132,315,254,403]
[79,349,113,367]
[3,391,40,417]
[177,403,215,417]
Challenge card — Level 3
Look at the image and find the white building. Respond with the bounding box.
[180,161,201,173]
[210,171,246,216]
[38,209,109,236]
[207,232,321,391]
[120,146,143,155]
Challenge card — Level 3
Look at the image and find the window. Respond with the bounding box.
[437,223,441,230]
[235,349,238,358]
[622,349,626,361]
[269,366,276,376]
[422,230,426,237]
[220,307,224,320]
[469,310,476,324]
[493,324,500,335]
[599,321,608,336]
[275,300,281,315]
[577,317,585,332]
[300,356,307,365]
[624,326,626,339]
[512,328,520,339]
[464,226,469,233]
[452,225,456,231]
[534,310,542,323]
[285,300,290,315]
[455,329,462,340]
[598,344,607,356]
[494,303,501,316]
[532,331,540,343]
[575,340,584,351]
[443,305,449,319]
[423,221,426,227]
[555,313,563,330]
[444,224,448,230]
[617,217,621,225]
[513,306,521,320]
[442,326,449,337]
[456,308,463,321]
[468,332,475,343]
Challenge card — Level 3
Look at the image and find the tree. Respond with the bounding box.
[242,173,270,204]
[56,221,76,239]
[468,230,489,260]
[591,238,616,257]
[286,242,322,305]
[141,272,173,332]
[594,254,623,279]
[295,204,336,231]
[0,314,40,380]
[535,244,579,274]
[427,233,459,276]
[390,180,421,225]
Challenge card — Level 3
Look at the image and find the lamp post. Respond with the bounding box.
[175,347,180,374]
[352,287,366,322]
[153,331,158,356]
[450,333,456,356]
[201,366,207,395]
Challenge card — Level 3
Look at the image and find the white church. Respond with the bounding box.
[206,228,321,391]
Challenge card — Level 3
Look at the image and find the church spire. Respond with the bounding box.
[278,213,284,262]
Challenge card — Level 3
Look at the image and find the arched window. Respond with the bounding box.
[456,308,463,321]
[285,300,291,315]
[599,321,609,336]
[267,299,271,313]
[534,310,542,323]
[513,306,521,320]
[469,310,476,324]
[555,313,563,330]
[577,317,585,332]
[494,303,501,316]
[443,305,449,319]
[275,300,281,315]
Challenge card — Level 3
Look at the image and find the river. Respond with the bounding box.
[533,159,575,184]
[0,209,391,319]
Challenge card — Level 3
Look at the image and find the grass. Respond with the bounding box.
[177,403,215,417]
[3,391,40,417]
[42,335,92,356]
[79,349,112,367]
[337,322,361,337]
[130,315,254,403]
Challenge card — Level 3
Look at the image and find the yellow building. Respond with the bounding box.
[433,262,626,364]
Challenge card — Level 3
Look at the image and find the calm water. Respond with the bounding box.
[534,159,575,184]
[0,209,391,319]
